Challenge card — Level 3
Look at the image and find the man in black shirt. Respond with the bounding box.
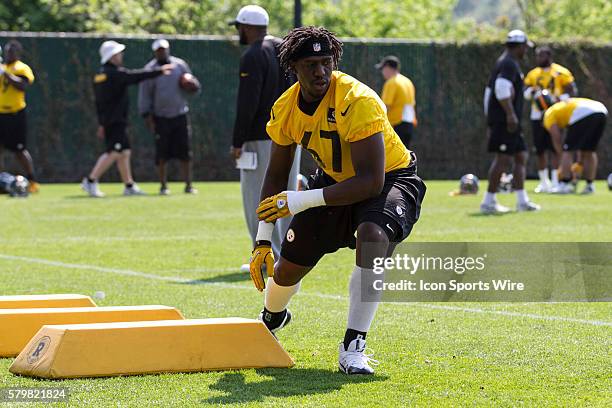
[481,30,540,214]
[229,5,300,263]
[82,41,172,197]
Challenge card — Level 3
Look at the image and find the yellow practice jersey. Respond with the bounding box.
[267,71,410,182]
[543,98,608,130]
[0,60,35,113]
[524,63,574,119]
[381,73,416,126]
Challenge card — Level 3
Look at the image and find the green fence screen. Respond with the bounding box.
[0,32,610,182]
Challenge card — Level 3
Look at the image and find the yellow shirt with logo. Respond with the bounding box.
[543,98,608,130]
[381,73,416,126]
[0,60,35,113]
[524,63,574,119]
[267,71,410,182]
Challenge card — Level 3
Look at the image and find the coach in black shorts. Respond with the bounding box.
[81,41,172,197]
[481,30,540,214]
[139,39,198,195]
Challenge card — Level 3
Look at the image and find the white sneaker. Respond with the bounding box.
[81,177,105,197]
[580,184,595,195]
[338,337,379,375]
[517,201,541,212]
[534,181,552,193]
[480,202,510,215]
[552,183,574,194]
[123,184,146,196]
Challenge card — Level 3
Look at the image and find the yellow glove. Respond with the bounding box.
[249,241,275,291]
[257,192,290,223]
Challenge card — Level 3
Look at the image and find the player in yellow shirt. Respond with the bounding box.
[376,55,417,148]
[0,40,39,193]
[248,26,426,375]
[524,46,577,193]
[543,98,607,194]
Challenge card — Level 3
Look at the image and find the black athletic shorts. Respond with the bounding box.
[104,123,130,152]
[281,152,427,267]
[487,122,527,154]
[393,122,413,149]
[531,119,553,154]
[154,114,192,164]
[0,109,27,152]
[564,113,607,152]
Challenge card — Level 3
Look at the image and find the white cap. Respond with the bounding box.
[506,29,534,47]
[228,5,269,27]
[152,39,169,51]
[99,40,126,64]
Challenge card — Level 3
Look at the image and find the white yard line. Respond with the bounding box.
[1,254,610,327]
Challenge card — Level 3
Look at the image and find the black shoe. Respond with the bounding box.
[184,185,198,194]
[258,308,291,335]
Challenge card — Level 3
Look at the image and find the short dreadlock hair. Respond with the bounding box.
[279,26,343,73]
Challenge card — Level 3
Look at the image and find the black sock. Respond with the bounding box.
[26,174,35,181]
[343,329,367,349]
[261,307,286,329]
[126,182,134,188]
[561,177,572,183]
[87,177,95,183]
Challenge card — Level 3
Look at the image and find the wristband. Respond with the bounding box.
[255,220,274,242]
[287,189,326,215]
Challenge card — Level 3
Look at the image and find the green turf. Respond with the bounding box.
[0,181,610,407]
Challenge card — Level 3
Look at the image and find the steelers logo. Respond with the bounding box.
[286,228,295,242]
[27,336,51,365]
[499,144,507,152]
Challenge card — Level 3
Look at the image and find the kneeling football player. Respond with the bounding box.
[249,26,426,375]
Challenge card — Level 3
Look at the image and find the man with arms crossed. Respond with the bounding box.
[249,27,426,375]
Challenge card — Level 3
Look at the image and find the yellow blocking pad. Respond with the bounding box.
[0,294,97,309]
[0,306,184,357]
[10,318,295,378]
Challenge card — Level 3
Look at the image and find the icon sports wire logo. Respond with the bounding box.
[373,254,487,275]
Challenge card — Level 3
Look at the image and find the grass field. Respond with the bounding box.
[1,181,611,407]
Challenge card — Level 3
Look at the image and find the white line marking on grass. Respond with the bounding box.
[0,254,192,283]
[2,254,611,327]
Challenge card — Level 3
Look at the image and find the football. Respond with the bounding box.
[179,73,201,93]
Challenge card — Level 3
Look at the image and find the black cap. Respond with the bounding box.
[375,55,400,70]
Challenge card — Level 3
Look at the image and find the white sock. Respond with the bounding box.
[264,277,300,313]
[538,169,550,183]
[347,266,380,333]
[551,170,559,185]
[483,192,496,205]
[516,189,529,205]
